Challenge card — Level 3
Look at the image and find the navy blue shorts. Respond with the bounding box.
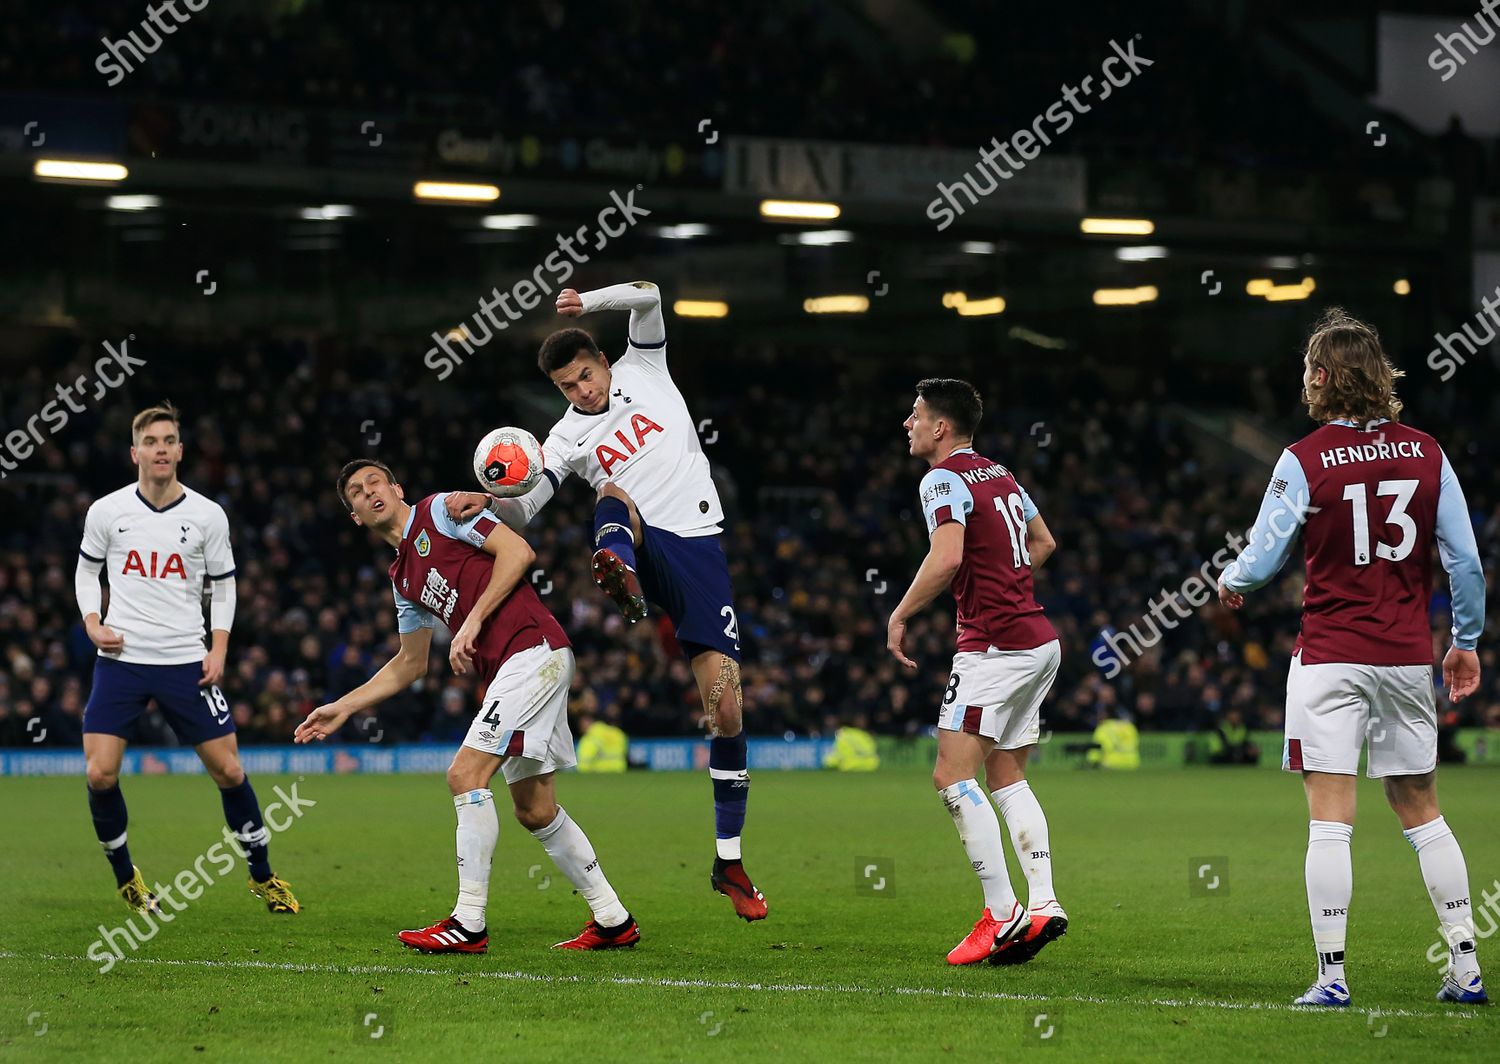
[83,657,235,746]
[636,521,741,662]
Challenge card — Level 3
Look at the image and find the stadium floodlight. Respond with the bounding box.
[760,199,841,221]
[961,241,997,255]
[299,204,355,220]
[1092,285,1159,306]
[105,194,160,211]
[942,292,1006,316]
[956,297,1005,317]
[1114,245,1168,261]
[673,300,729,318]
[657,223,710,239]
[782,229,853,246]
[802,295,869,314]
[1080,217,1154,236]
[414,181,500,202]
[1248,277,1315,301]
[1394,279,1411,296]
[1262,279,1316,302]
[35,159,128,183]
[480,213,540,229]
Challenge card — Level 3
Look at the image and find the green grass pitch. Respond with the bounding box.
[1,765,1496,1061]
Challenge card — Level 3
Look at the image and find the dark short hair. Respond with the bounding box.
[537,328,603,375]
[336,458,397,512]
[915,378,982,439]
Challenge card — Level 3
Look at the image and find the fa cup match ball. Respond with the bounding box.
[473,427,544,498]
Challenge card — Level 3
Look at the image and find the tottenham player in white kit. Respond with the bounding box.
[76,403,299,915]
[448,280,765,920]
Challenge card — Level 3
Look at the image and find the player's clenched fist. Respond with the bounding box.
[555,289,584,317]
[295,702,351,743]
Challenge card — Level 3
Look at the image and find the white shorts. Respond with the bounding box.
[465,641,577,786]
[937,640,1061,749]
[1283,652,1436,778]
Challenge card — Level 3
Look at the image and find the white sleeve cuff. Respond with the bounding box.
[210,577,236,632]
[75,554,103,619]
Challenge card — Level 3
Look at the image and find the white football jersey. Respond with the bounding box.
[79,484,236,665]
[540,342,723,537]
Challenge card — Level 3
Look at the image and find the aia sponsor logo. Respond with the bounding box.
[121,550,186,579]
[595,414,664,475]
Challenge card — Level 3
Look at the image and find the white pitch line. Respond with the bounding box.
[0,951,1481,1021]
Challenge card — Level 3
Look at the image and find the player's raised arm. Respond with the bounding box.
[1434,451,1486,701]
[1218,449,1309,607]
[559,280,666,361]
[295,626,433,742]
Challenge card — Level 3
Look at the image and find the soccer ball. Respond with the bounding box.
[473,427,544,498]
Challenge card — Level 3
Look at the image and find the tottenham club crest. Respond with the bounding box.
[415,529,431,557]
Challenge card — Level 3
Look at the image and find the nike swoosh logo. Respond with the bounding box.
[117,527,128,533]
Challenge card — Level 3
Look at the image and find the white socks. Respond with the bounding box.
[1305,820,1353,985]
[532,807,630,928]
[992,780,1055,909]
[1405,816,1482,981]
[453,789,499,932]
[940,779,1018,916]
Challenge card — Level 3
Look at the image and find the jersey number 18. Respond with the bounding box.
[994,493,1031,569]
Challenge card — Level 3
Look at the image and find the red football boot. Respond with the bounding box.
[591,549,648,623]
[553,914,641,950]
[946,902,1026,966]
[990,901,1069,966]
[397,916,488,954]
[711,858,768,922]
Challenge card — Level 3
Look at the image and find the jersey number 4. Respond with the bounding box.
[1341,480,1418,566]
[994,493,1032,569]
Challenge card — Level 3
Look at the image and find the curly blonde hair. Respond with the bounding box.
[1301,308,1404,425]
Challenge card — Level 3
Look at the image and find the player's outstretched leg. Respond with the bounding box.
[1386,774,1487,1004]
[506,776,637,950]
[987,751,1067,966]
[592,486,647,623]
[695,651,766,921]
[200,737,300,914]
[84,735,158,912]
[1296,773,1355,1006]
[937,733,1024,965]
